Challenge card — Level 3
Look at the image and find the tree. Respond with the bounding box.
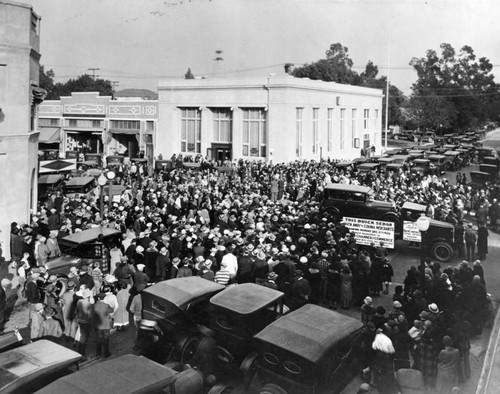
[409,43,500,131]
[39,68,114,100]
[293,43,359,84]
[185,68,194,79]
[39,65,55,99]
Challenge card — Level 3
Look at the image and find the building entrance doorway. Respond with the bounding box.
[208,143,232,164]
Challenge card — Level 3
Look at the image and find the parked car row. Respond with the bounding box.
[137,278,365,394]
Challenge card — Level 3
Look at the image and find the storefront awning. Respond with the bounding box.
[38,127,61,143]
[109,129,139,135]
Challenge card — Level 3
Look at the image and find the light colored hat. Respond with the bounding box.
[428,303,439,314]
[137,264,145,271]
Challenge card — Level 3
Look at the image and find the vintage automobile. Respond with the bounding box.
[35,354,224,394]
[408,149,425,160]
[483,156,499,168]
[357,162,380,175]
[334,161,354,172]
[384,148,405,156]
[47,227,122,275]
[243,304,364,394]
[0,340,81,394]
[137,277,225,364]
[428,155,447,175]
[321,184,398,225]
[444,151,462,171]
[399,202,455,261]
[0,329,24,353]
[478,147,497,163]
[479,164,498,182]
[470,171,491,187]
[208,283,285,373]
[37,174,64,201]
[385,162,406,173]
[64,176,95,199]
[411,159,432,176]
[391,154,411,166]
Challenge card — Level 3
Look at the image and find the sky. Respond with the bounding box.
[25,0,500,96]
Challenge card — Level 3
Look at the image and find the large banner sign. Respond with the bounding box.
[344,217,395,249]
[403,221,421,242]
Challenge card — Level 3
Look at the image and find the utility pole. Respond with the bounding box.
[213,50,223,77]
[88,68,100,79]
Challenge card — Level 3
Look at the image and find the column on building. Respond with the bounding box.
[199,106,211,158]
[231,107,242,160]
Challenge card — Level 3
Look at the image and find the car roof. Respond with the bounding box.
[377,157,396,163]
[210,283,284,315]
[0,340,81,392]
[428,155,446,160]
[61,227,121,245]
[358,163,379,168]
[444,151,460,155]
[37,174,64,185]
[402,202,426,211]
[65,177,95,187]
[35,355,177,394]
[254,304,362,364]
[143,277,225,308]
[324,183,372,194]
[413,159,429,163]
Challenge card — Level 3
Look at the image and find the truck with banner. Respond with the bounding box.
[321,184,455,261]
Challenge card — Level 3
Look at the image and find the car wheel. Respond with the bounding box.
[240,352,259,389]
[179,335,200,364]
[215,345,236,371]
[432,241,453,262]
[259,383,289,394]
[323,209,341,224]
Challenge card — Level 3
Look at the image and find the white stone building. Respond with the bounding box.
[157,75,383,163]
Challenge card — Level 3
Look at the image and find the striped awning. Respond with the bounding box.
[38,127,61,143]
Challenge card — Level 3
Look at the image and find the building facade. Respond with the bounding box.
[0,1,42,259]
[38,92,158,163]
[157,75,383,163]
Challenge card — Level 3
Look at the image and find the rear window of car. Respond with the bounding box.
[324,190,346,200]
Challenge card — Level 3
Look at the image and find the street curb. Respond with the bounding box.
[476,303,500,394]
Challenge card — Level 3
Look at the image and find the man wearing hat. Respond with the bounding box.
[264,271,279,290]
[93,293,113,359]
[30,303,45,340]
[75,288,93,360]
[133,264,149,292]
[289,270,311,311]
[464,223,477,262]
[62,280,78,342]
[41,306,63,342]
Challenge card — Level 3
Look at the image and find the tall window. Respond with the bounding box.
[363,109,370,129]
[296,108,303,157]
[327,108,333,152]
[340,109,345,150]
[375,109,379,130]
[212,108,232,142]
[364,133,370,149]
[242,108,266,157]
[312,108,319,154]
[180,108,201,153]
[351,109,357,148]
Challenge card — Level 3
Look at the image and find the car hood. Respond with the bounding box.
[45,254,92,275]
[369,200,395,210]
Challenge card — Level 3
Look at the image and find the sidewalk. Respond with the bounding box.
[476,305,500,394]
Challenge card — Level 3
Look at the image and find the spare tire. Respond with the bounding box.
[431,241,453,262]
[259,383,289,394]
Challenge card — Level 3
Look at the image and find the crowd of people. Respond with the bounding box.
[0,153,497,390]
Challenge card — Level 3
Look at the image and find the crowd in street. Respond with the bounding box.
[1,154,497,391]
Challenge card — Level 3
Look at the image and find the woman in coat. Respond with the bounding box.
[340,265,353,309]
[113,283,130,330]
[436,336,460,394]
[477,223,489,260]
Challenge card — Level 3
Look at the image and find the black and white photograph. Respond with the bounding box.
[1,0,500,392]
